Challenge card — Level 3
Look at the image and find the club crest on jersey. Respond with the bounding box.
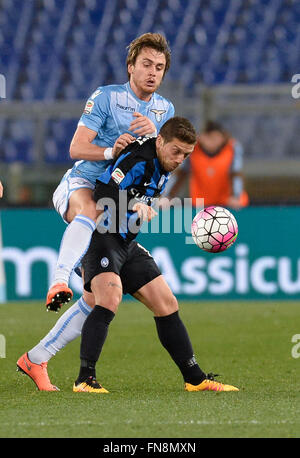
[111,168,125,184]
[83,100,94,114]
[150,109,166,122]
[100,257,109,268]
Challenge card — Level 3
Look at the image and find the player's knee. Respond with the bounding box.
[167,294,179,314]
[99,296,121,313]
[157,293,179,317]
[94,291,122,313]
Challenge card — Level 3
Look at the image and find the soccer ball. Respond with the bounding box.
[191,206,238,253]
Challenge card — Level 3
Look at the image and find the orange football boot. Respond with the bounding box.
[46,283,73,312]
[17,353,59,391]
[185,373,239,392]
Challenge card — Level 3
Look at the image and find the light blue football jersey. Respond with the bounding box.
[70,82,175,185]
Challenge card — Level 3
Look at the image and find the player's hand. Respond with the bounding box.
[112,133,135,158]
[0,181,3,198]
[129,112,157,137]
[132,202,157,222]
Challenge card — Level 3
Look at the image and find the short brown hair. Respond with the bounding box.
[159,117,197,145]
[126,33,171,79]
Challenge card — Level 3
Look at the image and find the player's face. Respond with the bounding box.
[128,47,166,100]
[156,136,195,172]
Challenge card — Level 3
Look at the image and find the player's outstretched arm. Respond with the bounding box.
[0,181,3,198]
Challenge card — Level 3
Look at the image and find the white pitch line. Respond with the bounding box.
[15,418,298,427]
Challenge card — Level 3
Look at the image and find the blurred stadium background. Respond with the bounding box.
[0,0,299,205]
[0,0,299,302]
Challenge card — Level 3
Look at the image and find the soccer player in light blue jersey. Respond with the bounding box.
[47,33,174,311]
[16,34,175,391]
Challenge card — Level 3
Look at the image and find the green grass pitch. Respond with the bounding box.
[0,300,299,438]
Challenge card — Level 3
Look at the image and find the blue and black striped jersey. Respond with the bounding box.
[94,137,170,241]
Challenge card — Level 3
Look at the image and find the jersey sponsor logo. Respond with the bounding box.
[135,136,151,146]
[128,188,156,203]
[116,103,135,112]
[111,167,125,184]
[83,100,94,114]
[150,109,166,122]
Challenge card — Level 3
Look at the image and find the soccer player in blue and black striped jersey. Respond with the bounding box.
[73,117,239,393]
[94,134,177,241]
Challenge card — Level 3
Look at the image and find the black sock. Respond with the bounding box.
[77,305,115,383]
[77,359,96,382]
[154,311,206,385]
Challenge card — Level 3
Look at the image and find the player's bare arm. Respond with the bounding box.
[69,126,107,161]
[0,181,3,198]
[70,127,135,161]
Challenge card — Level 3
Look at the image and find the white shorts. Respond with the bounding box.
[53,169,94,223]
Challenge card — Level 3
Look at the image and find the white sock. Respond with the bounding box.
[28,297,92,364]
[53,215,96,286]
